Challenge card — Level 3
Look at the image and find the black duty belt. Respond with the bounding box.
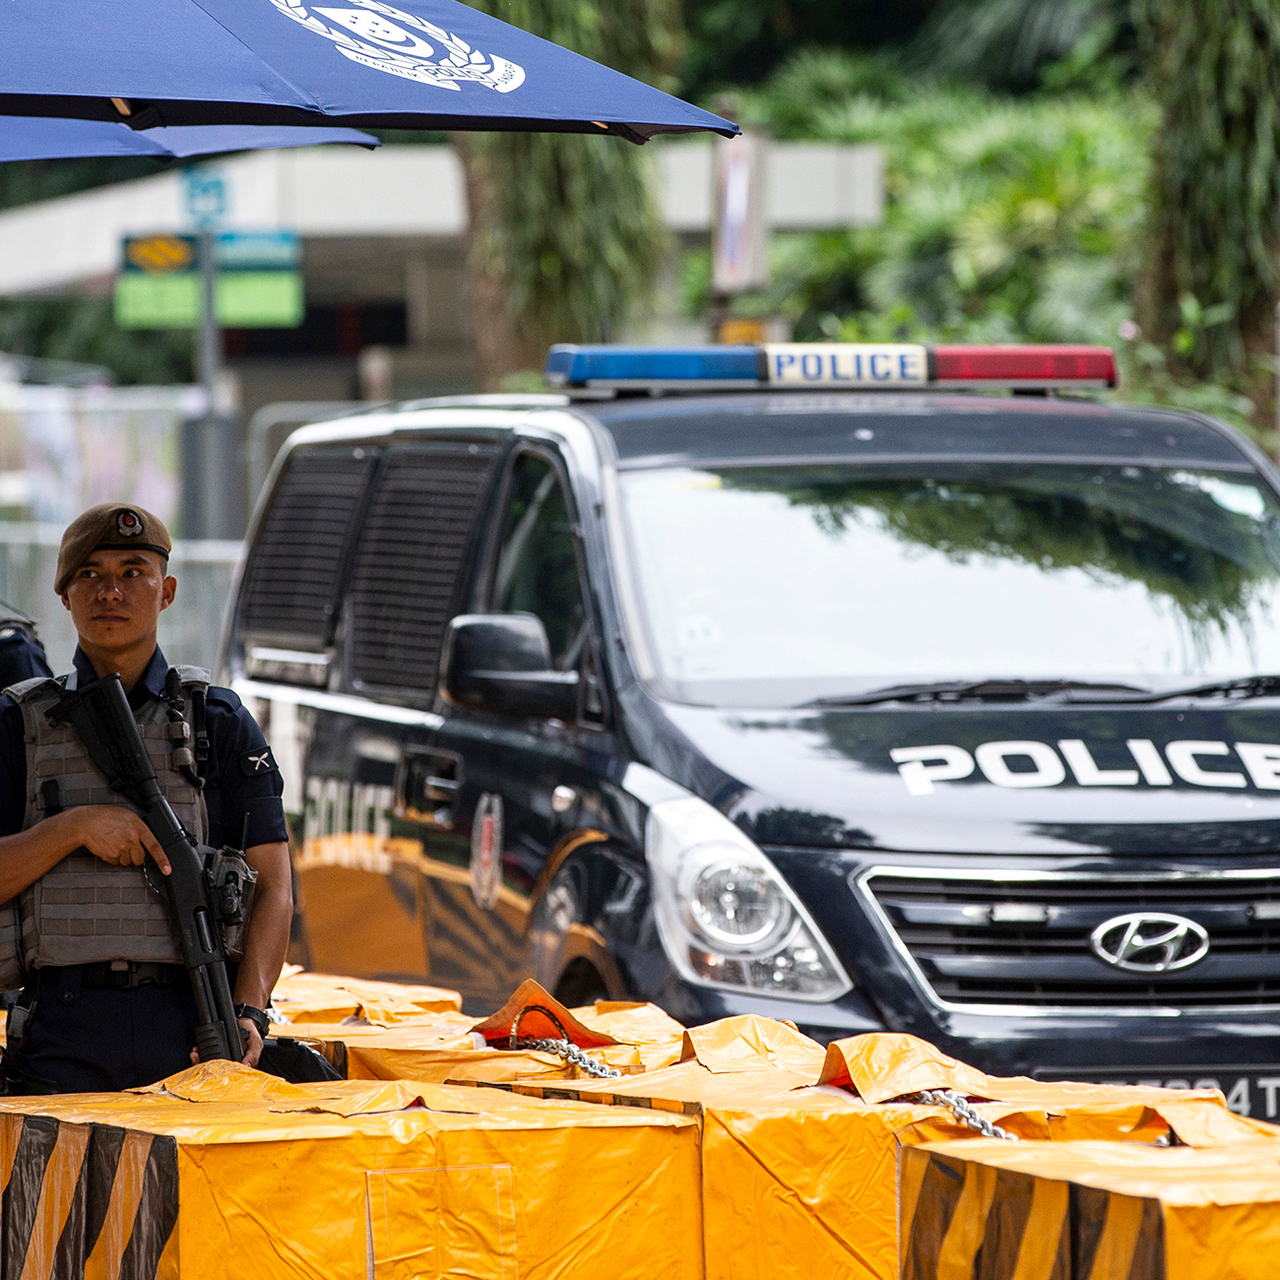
[36,962,186,991]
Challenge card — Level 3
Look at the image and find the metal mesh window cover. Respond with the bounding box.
[239,446,376,648]
[348,442,500,692]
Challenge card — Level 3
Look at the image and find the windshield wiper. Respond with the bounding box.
[802,679,1152,708]
[1062,675,1280,704]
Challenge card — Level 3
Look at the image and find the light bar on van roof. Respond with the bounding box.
[544,342,1118,391]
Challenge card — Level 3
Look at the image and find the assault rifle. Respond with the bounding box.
[50,673,248,1062]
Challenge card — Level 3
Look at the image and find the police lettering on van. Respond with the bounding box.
[892,740,1280,794]
[225,341,1280,1112]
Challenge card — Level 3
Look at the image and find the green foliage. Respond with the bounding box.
[735,49,909,139]
[0,157,196,384]
[854,94,1149,344]
[699,80,1151,351]
[0,296,193,385]
[688,46,1277,445]
[464,0,681,352]
[0,156,167,215]
[1133,0,1280,385]
[679,0,934,97]
[909,0,1131,92]
[467,133,665,350]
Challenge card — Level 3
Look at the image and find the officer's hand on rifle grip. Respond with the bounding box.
[189,1020,257,1069]
[63,806,171,874]
[239,1018,263,1068]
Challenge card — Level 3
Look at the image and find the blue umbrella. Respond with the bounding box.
[0,0,736,143]
[0,118,379,162]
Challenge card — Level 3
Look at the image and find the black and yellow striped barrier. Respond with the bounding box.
[0,992,1276,1280]
[901,1140,1280,1280]
[0,1063,702,1280]
[0,1115,178,1280]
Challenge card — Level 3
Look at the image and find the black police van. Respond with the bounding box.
[223,340,1280,1114]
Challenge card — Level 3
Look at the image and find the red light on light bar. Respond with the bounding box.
[932,345,1117,386]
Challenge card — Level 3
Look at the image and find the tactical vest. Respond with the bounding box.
[0,667,211,988]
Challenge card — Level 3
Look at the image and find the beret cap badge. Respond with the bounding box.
[116,509,143,537]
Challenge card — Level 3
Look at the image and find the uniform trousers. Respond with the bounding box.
[12,965,199,1094]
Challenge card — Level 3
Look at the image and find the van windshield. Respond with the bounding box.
[617,461,1280,707]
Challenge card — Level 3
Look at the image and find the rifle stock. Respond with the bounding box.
[51,673,246,1062]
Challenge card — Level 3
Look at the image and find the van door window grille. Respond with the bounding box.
[240,446,375,649]
[348,442,500,693]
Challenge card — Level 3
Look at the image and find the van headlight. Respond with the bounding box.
[646,795,852,1001]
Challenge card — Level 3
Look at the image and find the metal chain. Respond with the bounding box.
[916,1089,1020,1141]
[511,1037,622,1079]
[504,1004,622,1079]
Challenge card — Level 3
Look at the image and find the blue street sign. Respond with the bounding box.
[183,168,227,229]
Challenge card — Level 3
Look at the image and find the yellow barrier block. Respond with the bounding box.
[272,980,687,1083]
[270,968,462,1024]
[0,1061,703,1280]
[901,1138,1280,1280]
[499,1028,1278,1280]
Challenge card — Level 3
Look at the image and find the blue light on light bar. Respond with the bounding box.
[545,344,760,387]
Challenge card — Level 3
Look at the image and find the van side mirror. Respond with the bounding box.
[441,614,579,721]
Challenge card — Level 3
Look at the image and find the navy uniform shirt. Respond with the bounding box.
[0,646,288,848]
[0,629,51,690]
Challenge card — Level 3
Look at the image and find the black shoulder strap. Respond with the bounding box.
[191,685,210,779]
[172,666,212,779]
[162,666,209,787]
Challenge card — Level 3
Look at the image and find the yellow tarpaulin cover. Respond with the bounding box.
[821,1032,1279,1145]
[270,968,462,1024]
[572,1000,686,1058]
[678,1014,829,1075]
[901,1137,1280,1280]
[0,1061,702,1280]
[500,1027,1278,1280]
[8,974,1272,1280]
[273,981,686,1082]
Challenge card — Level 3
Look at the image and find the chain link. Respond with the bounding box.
[504,1003,623,1079]
[916,1089,1019,1141]
[511,1037,623,1079]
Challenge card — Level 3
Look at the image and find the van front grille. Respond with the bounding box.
[859,868,1280,1010]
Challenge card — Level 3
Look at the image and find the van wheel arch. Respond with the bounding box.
[529,848,632,1000]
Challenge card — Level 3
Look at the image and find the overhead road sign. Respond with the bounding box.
[544,343,1120,392]
[115,230,304,329]
[0,116,377,162]
[0,0,737,144]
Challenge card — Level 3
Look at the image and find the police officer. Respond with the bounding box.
[0,600,51,689]
[0,504,292,1092]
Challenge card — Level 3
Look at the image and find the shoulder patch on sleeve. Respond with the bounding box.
[207,685,243,712]
[240,746,279,777]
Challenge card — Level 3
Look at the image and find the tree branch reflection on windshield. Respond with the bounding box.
[724,465,1279,658]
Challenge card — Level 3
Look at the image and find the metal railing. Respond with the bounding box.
[0,525,242,675]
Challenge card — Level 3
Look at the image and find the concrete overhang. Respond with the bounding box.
[0,141,883,297]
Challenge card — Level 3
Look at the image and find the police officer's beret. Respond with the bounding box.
[54,504,172,594]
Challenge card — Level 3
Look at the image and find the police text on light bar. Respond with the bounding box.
[766,343,926,385]
[543,342,1118,391]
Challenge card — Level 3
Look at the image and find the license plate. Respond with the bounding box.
[1071,1070,1280,1118]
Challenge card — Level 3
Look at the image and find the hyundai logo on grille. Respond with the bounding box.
[1089,912,1210,973]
